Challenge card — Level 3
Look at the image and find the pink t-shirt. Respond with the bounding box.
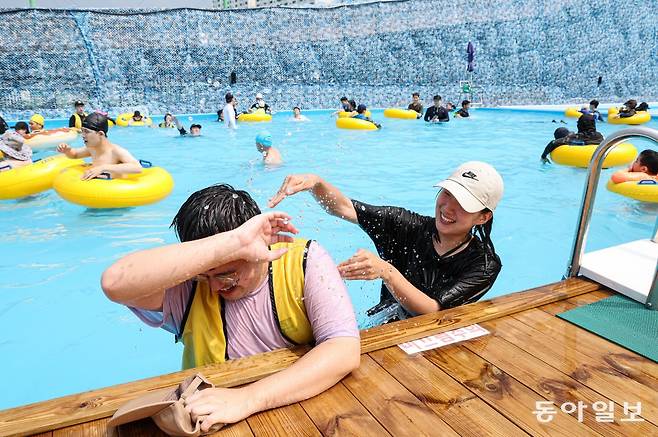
[130,241,359,360]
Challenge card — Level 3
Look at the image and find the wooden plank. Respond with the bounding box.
[27,433,51,437]
[463,325,658,436]
[422,344,601,436]
[300,382,391,436]
[1,278,598,437]
[360,278,600,354]
[540,290,612,315]
[369,346,527,437]
[513,308,658,389]
[82,416,253,437]
[342,354,459,436]
[481,316,658,425]
[247,403,320,437]
[52,418,110,437]
[0,347,309,437]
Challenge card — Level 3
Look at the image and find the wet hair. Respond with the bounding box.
[638,149,658,175]
[171,184,261,242]
[589,99,599,108]
[293,106,301,111]
[577,113,596,133]
[13,121,29,132]
[133,111,141,117]
[474,209,496,256]
[554,127,571,139]
[357,104,367,113]
[461,100,470,107]
[433,95,442,101]
[164,113,172,121]
[348,99,357,110]
[412,92,420,98]
[624,99,637,109]
[637,102,649,112]
[225,93,234,103]
[190,124,202,130]
[340,96,348,102]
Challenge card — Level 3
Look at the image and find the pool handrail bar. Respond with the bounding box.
[565,126,658,310]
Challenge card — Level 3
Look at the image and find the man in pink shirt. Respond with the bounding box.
[101,184,360,432]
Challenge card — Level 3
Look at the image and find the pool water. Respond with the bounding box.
[1,108,656,409]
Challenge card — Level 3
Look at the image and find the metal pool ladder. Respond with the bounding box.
[565,126,658,310]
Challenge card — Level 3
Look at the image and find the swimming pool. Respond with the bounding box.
[1,108,656,409]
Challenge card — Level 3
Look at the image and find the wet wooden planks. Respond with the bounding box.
[6,278,658,436]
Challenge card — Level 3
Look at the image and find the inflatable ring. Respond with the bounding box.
[116,113,153,127]
[24,128,79,150]
[336,117,378,130]
[338,110,371,118]
[53,162,174,208]
[237,112,272,122]
[564,107,583,118]
[550,142,637,168]
[607,179,658,203]
[0,155,84,199]
[607,107,651,125]
[384,108,420,119]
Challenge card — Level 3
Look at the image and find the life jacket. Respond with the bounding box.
[178,239,314,369]
[71,113,87,129]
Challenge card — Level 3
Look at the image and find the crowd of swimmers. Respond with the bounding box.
[2,92,656,431]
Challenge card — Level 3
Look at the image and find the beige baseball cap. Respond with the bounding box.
[435,161,504,213]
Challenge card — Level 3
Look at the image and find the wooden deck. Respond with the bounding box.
[1,278,656,437]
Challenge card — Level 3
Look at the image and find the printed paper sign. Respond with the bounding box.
[398,324,490,354]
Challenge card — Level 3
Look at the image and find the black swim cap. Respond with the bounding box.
[82,112,109,134]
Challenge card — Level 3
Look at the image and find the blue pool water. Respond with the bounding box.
[1,108,656,409]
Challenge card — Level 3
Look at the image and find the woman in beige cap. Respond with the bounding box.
[269,161,504,324]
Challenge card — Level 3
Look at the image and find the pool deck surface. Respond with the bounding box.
[1,277,656,436]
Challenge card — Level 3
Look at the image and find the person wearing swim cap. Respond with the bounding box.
[541,113,604,162]
[29,114,45,132]
[255,132,282,166]
[269,161,503,324]
[249,93,272,114]
[56,113,142,181]
[69,101,87,129]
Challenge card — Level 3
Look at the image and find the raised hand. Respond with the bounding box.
[268,174,318,208]
[233,211,299,263]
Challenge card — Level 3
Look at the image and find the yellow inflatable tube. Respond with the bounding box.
[238,112,272,122]
[0,155,84,199]
[338,110,371,118]
[53,164,174,208]
[336,117,378,130]
[607,107,651,125]
[25,128,79,150]
[550,142,637,168]
[116,113,153,127]
[564,107,583,118]
[384,108,419,119]
[607,179,658,203]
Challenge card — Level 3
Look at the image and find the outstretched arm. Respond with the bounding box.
[185,336,360,432]
[338,248,440,315]
[101,212,299,310]
[269,174,358,223]
[57,143,91,159]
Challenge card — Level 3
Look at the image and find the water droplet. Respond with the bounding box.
[203,205,209,210]
[232,194,238,199]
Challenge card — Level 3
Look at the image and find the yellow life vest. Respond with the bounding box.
[72,113,87,129]
[178,238,314,369]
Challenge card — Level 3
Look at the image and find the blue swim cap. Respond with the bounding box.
[255,132,272,147]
